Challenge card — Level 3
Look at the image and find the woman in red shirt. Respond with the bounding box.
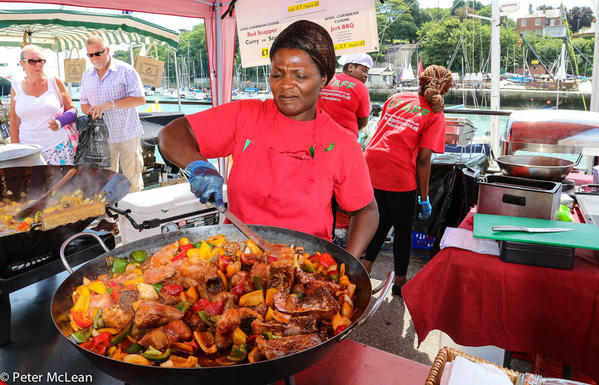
[363,65,452,295]
[158,20,378,258]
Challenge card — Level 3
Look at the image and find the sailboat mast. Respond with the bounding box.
[489,0,501,159]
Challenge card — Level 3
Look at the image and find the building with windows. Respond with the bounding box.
[516,7,566,37]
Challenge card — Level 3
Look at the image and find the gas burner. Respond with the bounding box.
[0,230,115,345]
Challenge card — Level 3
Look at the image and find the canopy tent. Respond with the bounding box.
[2,0,236,107]
[0,9,179,51]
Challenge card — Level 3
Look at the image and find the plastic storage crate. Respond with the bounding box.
[412,231,436,250]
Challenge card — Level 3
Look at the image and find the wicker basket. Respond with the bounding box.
[425,347,520,385]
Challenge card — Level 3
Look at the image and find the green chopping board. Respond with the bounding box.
[473,213,599,250]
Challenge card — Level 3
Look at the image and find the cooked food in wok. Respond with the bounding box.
[0,189,104,235]
[67,235,358,367]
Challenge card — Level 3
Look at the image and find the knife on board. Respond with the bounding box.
[492,226,573,233]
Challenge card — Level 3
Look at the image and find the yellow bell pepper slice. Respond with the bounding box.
[265,288,277,307]
[265,307,274,321]
[186,286,199,303]
[198,241,213,260]
[232,328,247,345]
[88,281,107,294]
[246,239,263,257]
[239,290,264,307]
[123,276,144,286]
[72,286,90,313]
[178,237,190,246]
[217,270,228,290]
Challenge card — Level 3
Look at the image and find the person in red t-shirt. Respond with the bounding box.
[158,20,378,258]
[363,65,453,295]
[318,53,373,138]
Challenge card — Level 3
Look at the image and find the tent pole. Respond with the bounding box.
[56,49,61,80]
[174,49,182,112]
[129,43,134,65]
[215,1,223,106]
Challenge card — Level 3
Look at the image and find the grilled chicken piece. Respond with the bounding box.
[163,319,192,341]
[159,291,181,306]
[265,244,294,259]
[294,286,340,320]
[256,334,321,360]
[269,259,295,292]
[143,267,176,284]
[211,291,237,312]
[250,263,270,290]
[134,301,183,328]
[102,306,133,330]
[138,327,177,350]
[230,271,253,293]
[138,320,192,350]
[251,316,317,336]
[149,242,179,267]
[215,308,263,350]
[275,286,339,320]
[117,290,139,313]
[88,293,114,313]
[295,267,341,297]
[180,259,225,301]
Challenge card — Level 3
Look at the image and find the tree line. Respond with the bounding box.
[113,0,596,86]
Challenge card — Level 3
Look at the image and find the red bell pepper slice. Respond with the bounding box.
[71,309,93,329]
[161,284,184,297]
[231,283,245,296]
[192,298,211,313]
[107,281,121,302]
[217,255,231,272]
[334,324,348,335]
[173,244,193,261]
[267,255,278,264]
[86,332,111,355]
[318,253,336,268]
[308,254,320,264]
[240,254,256,265]
[204,301,224,316]
[247,334,257,345]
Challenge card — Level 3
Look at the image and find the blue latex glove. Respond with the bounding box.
[184,160,224,208]
[418,195,432,219]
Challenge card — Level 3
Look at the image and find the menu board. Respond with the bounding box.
[235,0,379,68]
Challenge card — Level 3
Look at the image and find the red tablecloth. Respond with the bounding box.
[403,211,599,382]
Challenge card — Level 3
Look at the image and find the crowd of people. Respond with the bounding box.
[8,21,452,296]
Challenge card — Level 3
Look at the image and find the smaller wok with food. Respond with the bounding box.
[52,225,392,385]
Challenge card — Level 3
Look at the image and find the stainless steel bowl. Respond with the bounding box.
[496,155,574,181]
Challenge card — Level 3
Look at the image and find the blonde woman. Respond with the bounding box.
[10,45,77,165]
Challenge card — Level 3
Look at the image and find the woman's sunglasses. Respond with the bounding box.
[87,49,106,58]
[25,58,46,65]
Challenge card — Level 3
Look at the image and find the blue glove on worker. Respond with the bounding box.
[418,195,432,219]
[185,160,224,208]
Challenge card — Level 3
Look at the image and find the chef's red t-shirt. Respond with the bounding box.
[186,99,373,240]
[364,92,445,192]
[318,73,370,138]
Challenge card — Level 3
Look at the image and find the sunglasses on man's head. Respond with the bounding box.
[87,49,106,58]
[26,58,46,65]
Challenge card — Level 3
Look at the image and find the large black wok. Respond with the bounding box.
[0,165,130,274]
[52,225,393,385]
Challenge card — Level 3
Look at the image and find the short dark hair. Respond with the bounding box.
[270,20,336,86]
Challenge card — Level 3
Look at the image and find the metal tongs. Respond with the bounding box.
[492,226,572,233]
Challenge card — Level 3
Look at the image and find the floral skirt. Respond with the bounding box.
[41,140,75,165]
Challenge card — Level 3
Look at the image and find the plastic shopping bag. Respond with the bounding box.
[74,116,111,167]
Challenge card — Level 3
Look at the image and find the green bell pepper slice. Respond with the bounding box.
[125,343,143,354]
[93,308,105,330]
[175,301,190,314]
[142,346,172,362]
[71,328,92,344]
[110,322,132,345]
[112,257,128,275]
[198,310,217,327]
[129,249,148,263]
[152,283,163,293]
[253,276,263,291]
[227,344,248,361]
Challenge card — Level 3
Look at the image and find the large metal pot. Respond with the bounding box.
[0,165,130,274]
[51,225,393,385]
[496,155,576,181]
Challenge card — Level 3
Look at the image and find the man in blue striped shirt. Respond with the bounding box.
[81,35,145,192]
